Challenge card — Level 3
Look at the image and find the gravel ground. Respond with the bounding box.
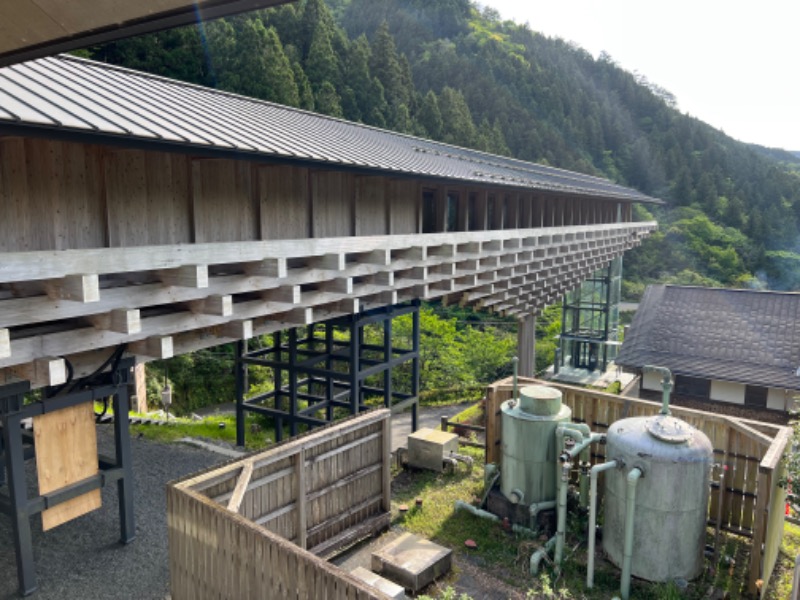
[0,426,226,600]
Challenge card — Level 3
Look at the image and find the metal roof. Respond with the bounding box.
[0,54,659,203]
[617,285,800,390]
[0,0,296,68]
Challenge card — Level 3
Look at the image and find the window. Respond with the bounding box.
[674,375,710,399]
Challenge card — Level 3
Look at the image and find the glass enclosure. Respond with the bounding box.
[558,256,622,372]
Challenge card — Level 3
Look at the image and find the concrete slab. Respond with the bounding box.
[371,532,452,593]
[350,566,406,600]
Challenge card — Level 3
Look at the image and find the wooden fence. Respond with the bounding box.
[167,409,393,600]
[485,377,791,598]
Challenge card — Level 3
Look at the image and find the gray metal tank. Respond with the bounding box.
[603,414,713,582]
[501,385,571,504]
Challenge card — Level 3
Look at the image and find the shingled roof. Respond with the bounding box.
[616,285,800,390]
[0,54,659,204]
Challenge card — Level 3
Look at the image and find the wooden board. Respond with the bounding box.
[312,171,354,238]
[259,165,310,240]
[192,159,257,243]
[33,401,101,531]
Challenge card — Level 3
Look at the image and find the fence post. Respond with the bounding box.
[441,416,449,433]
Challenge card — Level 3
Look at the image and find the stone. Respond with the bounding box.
[350,566,406,600]
[371,532,452,592]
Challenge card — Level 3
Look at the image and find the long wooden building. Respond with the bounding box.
[0,54,657,387]
[0,51,657,594]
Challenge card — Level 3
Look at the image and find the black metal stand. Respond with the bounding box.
[0,357,136,596]
[235,301,420,445]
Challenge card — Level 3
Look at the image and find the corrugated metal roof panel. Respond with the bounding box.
[0,54,660,203]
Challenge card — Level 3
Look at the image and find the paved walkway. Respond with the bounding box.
[388,404,473,452]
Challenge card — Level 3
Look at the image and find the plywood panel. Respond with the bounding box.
[354,176,386,236]
[259,165,310,240]
[388,179,419,234]
[193,159,257,243]
[33,401,101,531]
[312,171,354,238]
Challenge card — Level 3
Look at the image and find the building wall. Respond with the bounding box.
[710,380,745,405]
[0,135,630,252]
[767,388,789,411]
[643,372,791,411]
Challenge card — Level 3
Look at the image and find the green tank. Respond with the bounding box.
[500,385,571,504]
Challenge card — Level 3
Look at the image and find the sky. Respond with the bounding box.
[478,1,800,151]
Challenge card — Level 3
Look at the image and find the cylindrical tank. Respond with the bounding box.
[603,414,713,582]
[501,385,571,504]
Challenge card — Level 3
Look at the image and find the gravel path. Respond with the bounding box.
[0,426,226,600]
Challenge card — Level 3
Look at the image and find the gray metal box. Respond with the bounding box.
[407,428,459,472]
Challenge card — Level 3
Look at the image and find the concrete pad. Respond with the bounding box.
[350,566,406,600]
[371,532,452,592]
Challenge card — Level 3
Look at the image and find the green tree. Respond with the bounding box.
[314,81,343,117]
[417,90,443,139]
[438,87,476,147]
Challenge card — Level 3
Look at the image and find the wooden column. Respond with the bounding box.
[517,314,536,377]
[133,363,148,413]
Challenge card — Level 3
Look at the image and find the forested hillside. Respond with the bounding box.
[79,0,800,294]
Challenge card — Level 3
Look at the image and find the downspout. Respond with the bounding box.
[642,365,672,415]
[586,460,619,589]
[619,467,643,600]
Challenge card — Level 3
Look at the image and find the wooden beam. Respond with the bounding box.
[130,336,174,359]
[217,319,253,340]
[296,448,307,549]
[310,253,346,271]
[226,460,254,514]
[10,357,66,387]
[0,328,9,359]
[89,309,141,334]
[44,274,100,303]
[159,265,209,288]
[244,257,287,278]
[263,286,301,304]
[189,294,233,317]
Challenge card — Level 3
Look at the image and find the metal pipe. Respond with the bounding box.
[512,356,519,403]
[555,425,584,498]
[565,432,604,460]
[528,500,556,530]
[454,500,500,522]
[509,488,525,505]
[530,535,557,575]
[587,460,619,589]
[642,365,672,415]
[579,461,591,509]
[554,457,572,566]
[620,468,643,600]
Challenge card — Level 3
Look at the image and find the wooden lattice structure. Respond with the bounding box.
[485,377,791,597]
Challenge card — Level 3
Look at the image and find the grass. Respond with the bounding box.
[764,521,800,600]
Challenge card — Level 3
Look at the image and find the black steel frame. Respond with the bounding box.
[235,301,420,445]
[0,357,136,596]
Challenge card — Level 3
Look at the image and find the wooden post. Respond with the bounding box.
[382,418,391,513]
[133,363,148,413]
[517,314,536,377]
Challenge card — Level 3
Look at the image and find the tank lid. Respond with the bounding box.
[518,385,562,416]
[645,415,692,443]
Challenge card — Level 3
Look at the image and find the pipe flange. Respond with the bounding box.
[645,414,692,443]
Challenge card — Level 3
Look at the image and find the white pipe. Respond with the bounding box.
[510,488,525,505]
[554,458,571,566]
[530,535,557,574]
[555,425,584,498]
[529,500,556,529]
[586,460,618,589]
[454,500,499,522]
[620,468,643,600]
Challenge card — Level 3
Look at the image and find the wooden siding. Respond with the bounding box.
[168,410,391,600]
[484,377,790,598]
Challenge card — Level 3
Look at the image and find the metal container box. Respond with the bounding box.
[603,414,713,582]
[407,428,459,472]
[501,385,571,504]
